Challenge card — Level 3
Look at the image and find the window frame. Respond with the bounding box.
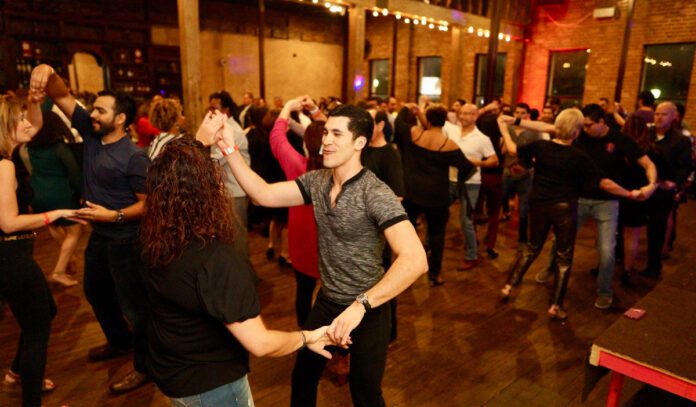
[638,42,695,106]
[369,58,390,99]
[417,56,443,103]
[473,53,507,106]
[545,48,590,108]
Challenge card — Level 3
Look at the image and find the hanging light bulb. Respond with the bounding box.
[468,26,474,33]
[505,35,511,42]
[421,16,426,24]
[443,26,449,32]
[498,33,504,40]
[404,17,410,23]
[484,30,490,38]
[382,8,388,16]
[395,13,401,19]
[413,19,419,25]
[372,10,379,17]
[477,29,483,36]
[428,23,434,29]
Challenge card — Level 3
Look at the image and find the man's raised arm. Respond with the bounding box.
[30,64,77,120]
[197,112,306,208]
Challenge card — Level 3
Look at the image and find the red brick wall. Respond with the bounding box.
[364,13,525,106]
[519,0,696,124]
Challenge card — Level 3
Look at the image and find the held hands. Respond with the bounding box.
[57,209,88,225]
[304,326,351,359]
[283,98,304,113]
[497,115,515,125]
[28,88,45,104]
[326,301,366,347]
[196,111,226,147]
[29,64,54,94]
[300,95,318,112]
[74,201,117,223]
[215,121,238,152]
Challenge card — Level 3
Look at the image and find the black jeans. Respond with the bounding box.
[291,295,391,407]
[403,201,449,280]
[294,269,317,327]
[0,239,56,407]
[646,189,675,272]
[506,201,577,307]
[83,232,149,373]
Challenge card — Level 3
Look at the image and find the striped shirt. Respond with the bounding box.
[148,132,180,160]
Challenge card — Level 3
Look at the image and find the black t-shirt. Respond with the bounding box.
[247,127,286,184]
[574,129,644,200]
[145,239,261,398]
[362,143,405,198]
[71,106,150,239]
[519,140,602,206]
[476,112,504,175]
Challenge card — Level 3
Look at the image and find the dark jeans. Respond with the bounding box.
[403,201,449,280]
[294,269,317,327]
[646,189,675,272]
[502,175,532,244]
[477,173,503,249]
[381,245,397,342]
[84,232,149,373]
[291,295,391,407]
[0,239,56,407]
[506,201,577,307]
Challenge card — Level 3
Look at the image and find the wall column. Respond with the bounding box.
[346,6,366,103]
[177,0,202,130]
[449,26,463,103]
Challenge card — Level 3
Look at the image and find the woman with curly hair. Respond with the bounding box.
[0,92,81,406]
[147,98,183,160]
[140,137,338,406]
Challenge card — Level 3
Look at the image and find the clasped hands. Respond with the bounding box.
[303,301,365,358]
[196,111,237,150]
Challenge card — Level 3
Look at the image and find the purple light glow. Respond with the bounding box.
[354,75,364,90]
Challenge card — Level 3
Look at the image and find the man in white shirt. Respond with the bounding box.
[447,104,498,270]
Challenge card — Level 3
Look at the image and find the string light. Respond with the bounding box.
[477,29,483,36]
[414,19,419,25]
[498,33,504,40]
[484,30,490,37]
[468,26,474,33]
[404,17,410,23]
[505,35,511,42]
[312,0,318,3]
[372,10,379,16]
[395,13,401,19]
[428,23,434,29]
[382,8,388,16]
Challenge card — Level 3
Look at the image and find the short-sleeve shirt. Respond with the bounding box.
[362,143,405,197]
[447,126,496,184]
[295,168,408,304]
[72,106,150,239]
[518,140,602,206]
[145,239,261,398]
[574,129,644,200]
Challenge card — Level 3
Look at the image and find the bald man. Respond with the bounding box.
[642,102,692,278]
[447,104,498,270]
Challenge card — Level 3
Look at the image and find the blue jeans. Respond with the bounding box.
[170,375,254,407]
[548,198,619,297]
[460,184,480,260]
[502,174,532,244]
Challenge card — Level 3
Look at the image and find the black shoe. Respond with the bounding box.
[278,256,290,266]
[638,268,662,279]
[620,269,633,286]
[266,248,274,260]
[428,277,444,287]
[487,248,499,260]
[590,267,599,276]
[88,344,131,362]
[109,370,151,394]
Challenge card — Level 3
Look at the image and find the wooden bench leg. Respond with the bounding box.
[607,371,625,407]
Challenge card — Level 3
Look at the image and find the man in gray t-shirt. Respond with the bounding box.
[208,101,427,407]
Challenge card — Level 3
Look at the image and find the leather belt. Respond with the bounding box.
[0,232,37,242]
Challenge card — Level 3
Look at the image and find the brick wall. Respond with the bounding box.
[364,13,525,106]
[519,0,696,124]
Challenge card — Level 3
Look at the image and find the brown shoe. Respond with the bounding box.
[458,259,477,271]
[109,370,151,394]
[88,344,131,361]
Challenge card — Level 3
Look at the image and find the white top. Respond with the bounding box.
[446,126,495,184]
[211,116,251,198]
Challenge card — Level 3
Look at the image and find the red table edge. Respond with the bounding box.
[589,345,696,402]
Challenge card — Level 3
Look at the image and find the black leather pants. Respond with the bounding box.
[506,201,577,307]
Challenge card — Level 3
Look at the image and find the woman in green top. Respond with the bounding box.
[28,111,82,287]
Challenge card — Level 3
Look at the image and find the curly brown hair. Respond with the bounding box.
[149,98,181,132]
[140,137,234,268]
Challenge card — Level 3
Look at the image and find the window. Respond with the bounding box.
[640,43,695,106]
[418,57,442,103]
[474,53,506,106]
[546,49,589,109]
[370,59,389,99]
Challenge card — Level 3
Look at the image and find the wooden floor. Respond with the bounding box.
[2,200,696,407]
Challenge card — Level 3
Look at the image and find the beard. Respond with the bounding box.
[92,119,116,137]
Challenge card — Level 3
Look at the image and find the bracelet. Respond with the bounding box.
[514,117,522,126]
[43,212,50,225]
[628,191,634,199]
[311,109,322,120]
[299,331,307,350]
[221,145,239,156]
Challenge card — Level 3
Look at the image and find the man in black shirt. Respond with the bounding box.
[31,65,152,393]
[642,102,693,277]
[538,104,656,309]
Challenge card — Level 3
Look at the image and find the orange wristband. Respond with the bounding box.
[43,212,50,225]
[221,145,239,156]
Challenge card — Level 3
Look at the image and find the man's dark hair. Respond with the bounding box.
[457,98,467,105]
[209,92,220,101]
[582,103,606,123]
[425,105,448,127]
[97,90,136,127]
[529,108,540,120]
[638,90,655,107]
[676,103,686,120]
[374,110,393,141]
[218,91,237,114]
[548,97,561,106]
[515,103,530,113]
[599,97,610,104]
[328,104,374,145]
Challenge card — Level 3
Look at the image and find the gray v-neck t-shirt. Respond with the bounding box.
[295,168,408,304]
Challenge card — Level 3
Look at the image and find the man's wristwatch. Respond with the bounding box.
[115,210,125,224]
[356,293,372,311]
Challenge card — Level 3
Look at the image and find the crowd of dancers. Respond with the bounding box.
[0,63,693,407]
